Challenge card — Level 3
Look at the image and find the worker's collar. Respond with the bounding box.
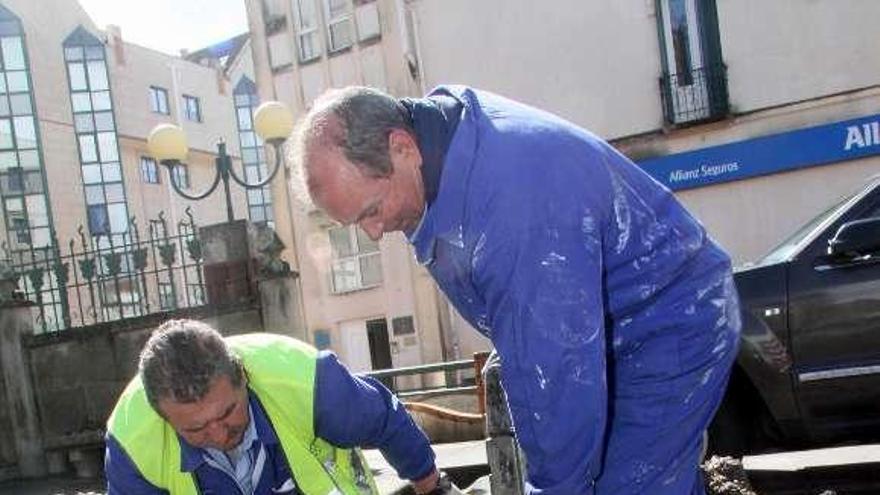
[179,389,280,473]
[407,86,479,265]
[399,93,462,208]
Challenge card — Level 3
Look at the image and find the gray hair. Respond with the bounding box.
[138,319,244,412]
[288,86,414,208]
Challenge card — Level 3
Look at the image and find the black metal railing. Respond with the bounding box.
[659,64,729,126]
[362,357,479,399]
[3,208,205,333]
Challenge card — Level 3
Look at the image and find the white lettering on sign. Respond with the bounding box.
[668,161,740,183]
[845,121,880,151]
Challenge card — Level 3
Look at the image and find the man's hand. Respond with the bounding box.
[412,469,440,494]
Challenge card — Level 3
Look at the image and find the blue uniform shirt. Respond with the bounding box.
[105,351,435,494]
[409,86,741,494]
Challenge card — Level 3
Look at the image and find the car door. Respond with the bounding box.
[787,184,880,441]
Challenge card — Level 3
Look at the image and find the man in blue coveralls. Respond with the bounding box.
[293,85,741,494]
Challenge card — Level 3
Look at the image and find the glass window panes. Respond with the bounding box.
[105,183,124,203]
[94,111,114,131]
[91,90,111,111]
[25,194,47,227]
[104,182,125,203]
[0,96,8,116]
[8,93,30,115]
[0,119,12,149]
[150,86,169,114]
[237,107,252,130]
[85,184,104,205]
[242,148,258,164]
[332,258,358,292]
[299,31,320,61]
[67,63,87,91]
[328,0,348,18]
[1,37,25,71]
[140,157,159,184]
[74,113,94,132]
[102,162,121,182]
[296,0,318,28]
[355,226,378,252]
[71,92,91,112]
[6,71,26,92]
[86,61,108,91]
[329,226,354,257]
[64,46,83,61]
[31,226,49,248]
[82,163,101,184]
[0,151,16,169]
[172,164,189,188]
[87,204,108,234]
[247,188,264,204]
[249,205,266,222]
[85,46,104,60]
[108,202,127,233]
[183,95,200,122]
[360,252,382,286]
[96,131,117,162]
[19,150,38,169]
[240,131,255,147]
[13,116,35,149]
[78,134,97,162]
[329,21,353,51]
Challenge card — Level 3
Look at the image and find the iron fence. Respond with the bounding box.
[659,64,729,126]
[3,208,206,333]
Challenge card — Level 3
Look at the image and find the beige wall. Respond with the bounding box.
[719,0,880,114]
[409,0,665,139]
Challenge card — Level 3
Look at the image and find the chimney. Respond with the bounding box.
[106,24,125,65]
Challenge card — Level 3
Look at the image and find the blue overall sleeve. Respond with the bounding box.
[314,351,436,481]
[105,434,166,494]
[473,177,608,494]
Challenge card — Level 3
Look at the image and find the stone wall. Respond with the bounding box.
[25,302,263,452]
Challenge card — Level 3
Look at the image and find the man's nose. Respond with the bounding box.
[360,219,384,241]
[205,421,227,446]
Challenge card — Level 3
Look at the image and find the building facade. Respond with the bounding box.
[244,0,491,377]
[0,0,264,332]
[245,0,880,372]
[407,0,880,264]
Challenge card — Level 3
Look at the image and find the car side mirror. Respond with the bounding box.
[827,217,880,258]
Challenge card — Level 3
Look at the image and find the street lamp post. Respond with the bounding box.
[146,101,295,222]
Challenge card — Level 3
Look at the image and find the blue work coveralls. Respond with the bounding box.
[408,86,741,494]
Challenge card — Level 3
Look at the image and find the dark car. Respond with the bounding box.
[710,175,880,455]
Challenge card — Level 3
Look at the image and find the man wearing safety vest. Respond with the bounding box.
[105,319,454,494]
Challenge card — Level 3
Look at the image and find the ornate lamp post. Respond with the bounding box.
[146,101,295,222]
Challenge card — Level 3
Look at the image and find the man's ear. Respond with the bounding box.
[388,128,416,157]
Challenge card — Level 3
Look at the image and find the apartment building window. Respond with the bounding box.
[149,85,169,114]
[0,14,54,253]
[140,156,159,184]
[329,224,381,293]
[657,0,728,124]
[324,0,353,53]
[64,26,130,243]
[233,77,273,225]
[293,0,321,62]
[171,163,190,189]
[354,0,381,42]
[183,94,201,122]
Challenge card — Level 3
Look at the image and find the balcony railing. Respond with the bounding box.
[659,64,729,126]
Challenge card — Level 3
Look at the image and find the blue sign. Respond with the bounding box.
[637,113,880,191]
